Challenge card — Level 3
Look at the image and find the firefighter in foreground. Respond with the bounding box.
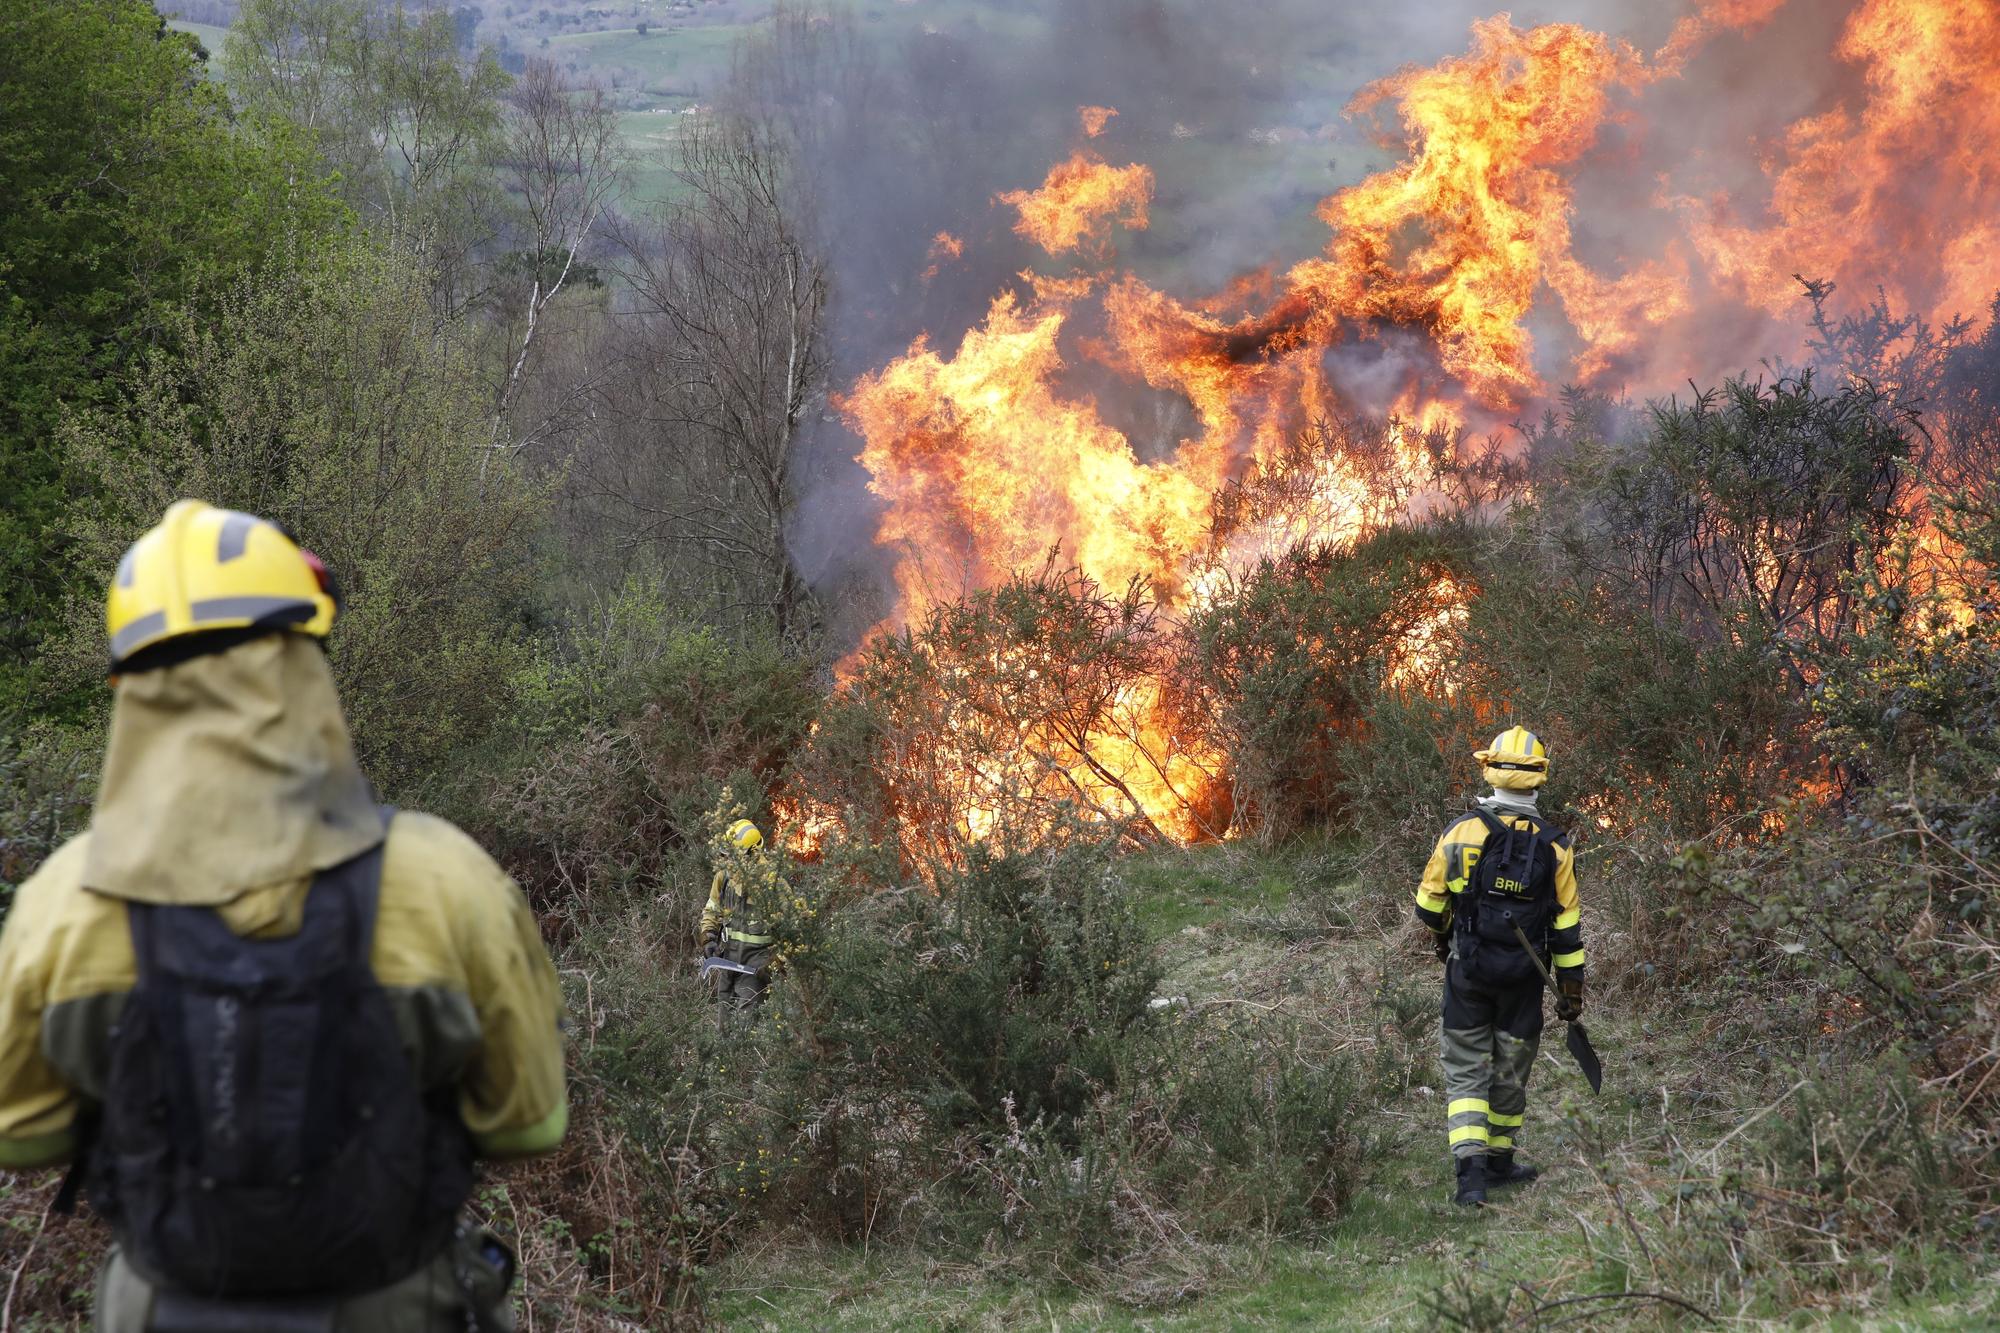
[1414,726,1585,1207]
[0,501,568,1331]
[700,818,784,1025]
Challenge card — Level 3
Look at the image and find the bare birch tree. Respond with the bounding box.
[591,115,829,650]
[227,0,507,319]
[489,60,624,466]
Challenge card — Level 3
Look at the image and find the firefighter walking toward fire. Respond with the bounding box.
[1414,726,1585,1207]
[0,501,568,1329]
[700,819,786,1028]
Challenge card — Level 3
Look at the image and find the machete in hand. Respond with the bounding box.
[698,956,760,981]
[1511,923,1603,1093]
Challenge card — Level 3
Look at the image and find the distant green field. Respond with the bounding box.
[547,25,747,103]
[548,3,1049,110]
[614,107,707,209]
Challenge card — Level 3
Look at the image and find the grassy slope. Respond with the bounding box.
[709,842,1998,1330]
[548,24,747,100]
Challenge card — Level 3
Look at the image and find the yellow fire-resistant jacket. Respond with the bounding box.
[0,812,569,1169]
[1414,810,1585,972]
[699,858,784,949]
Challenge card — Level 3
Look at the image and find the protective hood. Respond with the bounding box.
[1482,763,1548,793]
[82,634,384,906]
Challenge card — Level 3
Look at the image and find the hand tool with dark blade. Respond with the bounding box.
[1512,922,1603,1092]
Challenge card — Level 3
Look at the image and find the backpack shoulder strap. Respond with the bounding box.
[125,897,163,982]
[309,806,396,960]
[1517,816,1565,904]
[1473,807,1565,848]
[292,808,394,1153]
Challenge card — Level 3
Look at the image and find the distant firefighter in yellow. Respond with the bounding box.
[700,818,787,1028]
[1414,726,1585,1207]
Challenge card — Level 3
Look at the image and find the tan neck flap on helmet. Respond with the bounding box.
[82,635,384,906]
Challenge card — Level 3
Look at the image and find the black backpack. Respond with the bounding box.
[1453,808,1563,988]
[83,814,474,1299]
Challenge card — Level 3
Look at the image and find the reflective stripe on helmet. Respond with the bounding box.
[189,594,318,628]
[108,612,170,662]
[215,512,261,562]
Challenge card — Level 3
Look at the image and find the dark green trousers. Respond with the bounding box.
[715,940,773,1032]
[1439,959,1544,1160]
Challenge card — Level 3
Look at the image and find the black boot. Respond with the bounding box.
[1486,1151,1539,1187]
[1453,1154,1487,1207]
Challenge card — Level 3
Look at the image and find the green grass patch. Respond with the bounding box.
[548,24,749,102]
[706,1137,1594,1330]
[613,107,704,208]
[1123,836,1370,944]
[1121,845,1294,938]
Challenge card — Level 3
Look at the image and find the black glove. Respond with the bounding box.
[702,933,721,958]
[1430,931,1452,965]
[1555,972,1584,1022]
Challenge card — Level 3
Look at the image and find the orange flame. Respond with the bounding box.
[1280,17,1675,407]
[1655,0,1790,67]
[999,153,1154,257]
[771,791,839,860]
[835,1,2000,847]
[1079,104,1118,138]
[844,288,1216,616]
[1679,0,2000,331]
[920,230,964,282]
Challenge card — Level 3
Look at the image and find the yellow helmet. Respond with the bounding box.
[1475,725,1549,791]
[106,500,338,671]
[726,819,765,852]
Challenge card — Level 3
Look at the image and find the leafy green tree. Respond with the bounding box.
[227,0,510,316]
[60,240,546,795]
[0,0,342,713]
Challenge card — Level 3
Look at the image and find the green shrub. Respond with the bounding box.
[1573,1060,1977,1315]
[1558,373,1915,666]
[485,621,817,925]
[1811,488,2000,800]
[1183,522,1472,841]
[1122,1012,1359,1232]
[0,718,98,899]
[925,1006,1366,1300]
[803,833,1161,1132]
